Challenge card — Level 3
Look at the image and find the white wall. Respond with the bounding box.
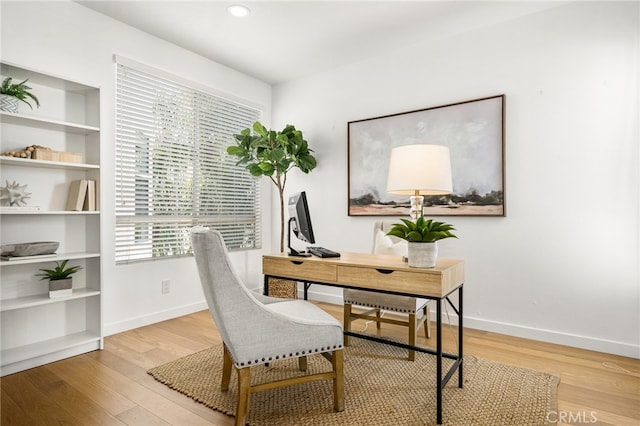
[1,1,272,335]
[273,1,639,358]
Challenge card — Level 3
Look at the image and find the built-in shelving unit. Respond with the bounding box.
[0,62,102,376]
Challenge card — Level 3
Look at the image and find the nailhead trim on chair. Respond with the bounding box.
[236,344,343,367]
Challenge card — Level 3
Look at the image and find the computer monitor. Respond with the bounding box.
[287,191,315,256]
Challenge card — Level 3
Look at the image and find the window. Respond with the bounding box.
[115,61,262,263]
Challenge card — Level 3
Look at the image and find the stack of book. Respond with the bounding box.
[66,179,97,211]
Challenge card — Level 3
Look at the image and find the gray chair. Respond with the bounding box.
[343,221,431,361]
[190,227,344,426]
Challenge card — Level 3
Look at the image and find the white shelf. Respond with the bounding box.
[0,156,99,170]
[0,111,99,134]
[0,288,100,312]
[0,252,100,266]
[0,331,101,367]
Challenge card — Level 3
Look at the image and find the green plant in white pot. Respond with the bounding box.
[0,77,40,112]
[36,260,82,298]
[386,216,457,268]
[227,121,317,252]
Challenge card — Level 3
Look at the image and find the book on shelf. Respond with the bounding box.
[66,179,88,211]
[66,179,97,212]
[83,179,96,211]
[1,253,57,261]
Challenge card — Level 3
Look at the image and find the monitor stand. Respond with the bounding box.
[289,248,311,257]
[287,217,311,257]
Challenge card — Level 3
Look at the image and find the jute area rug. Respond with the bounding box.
[148,339,559,425]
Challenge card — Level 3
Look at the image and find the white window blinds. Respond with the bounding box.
[115,62,262,263]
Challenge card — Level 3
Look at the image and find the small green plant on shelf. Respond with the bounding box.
[1,77,40,109]
[36,260,82,281]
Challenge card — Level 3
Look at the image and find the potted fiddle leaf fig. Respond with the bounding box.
[227,121,317,252]
[386,216,457,268]
[36,260,82,298]
[0,77,40,112]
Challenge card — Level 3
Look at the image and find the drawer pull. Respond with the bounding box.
[376,269,394,275]
[290,261,304,265]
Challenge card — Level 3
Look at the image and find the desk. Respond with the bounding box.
[262,252,464,425]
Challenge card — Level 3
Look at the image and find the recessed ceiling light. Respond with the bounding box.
[227,4,251,18]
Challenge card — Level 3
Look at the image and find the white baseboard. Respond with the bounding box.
[304,288,640,359]
[463,316,640,359]
[104,287,639,359]
[104,301,208,336]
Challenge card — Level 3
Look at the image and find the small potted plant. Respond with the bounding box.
[0,77,40,112]
[386,216,457,268]
[36,260,82,298]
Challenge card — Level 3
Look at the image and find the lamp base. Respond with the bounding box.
[409,195,424,220]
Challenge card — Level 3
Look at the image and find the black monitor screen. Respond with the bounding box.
[288,191,315,244]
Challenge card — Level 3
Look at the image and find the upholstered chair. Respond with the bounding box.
[343,221,431,361]
[190,228,344,426]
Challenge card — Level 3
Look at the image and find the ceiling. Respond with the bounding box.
[77,1,567,85]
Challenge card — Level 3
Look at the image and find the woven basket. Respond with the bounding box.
[267,278,298,299]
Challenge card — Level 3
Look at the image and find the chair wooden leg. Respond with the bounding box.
[332,349,345,412]
[424,305,431,339]
[376,308,382,330]
[343,303,352,346]
[408,313,417,361]
[235,367,251,426]
[222,343,233,391]
[298,356,308,371]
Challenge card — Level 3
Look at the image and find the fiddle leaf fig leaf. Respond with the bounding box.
[252,121,268,136]
[226,145,243,156]
[247,163,264,176]
[271,147,285,162]
[297,155,317,173]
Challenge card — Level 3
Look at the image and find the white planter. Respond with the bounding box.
[49,278,73,298]
[0,94,19,113]
[407,241,438,268]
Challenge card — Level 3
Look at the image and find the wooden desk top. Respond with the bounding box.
[263,252,464,298]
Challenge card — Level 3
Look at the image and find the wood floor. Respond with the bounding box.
[2,302,639,426]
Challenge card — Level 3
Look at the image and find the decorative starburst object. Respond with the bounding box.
[0,180,31,206]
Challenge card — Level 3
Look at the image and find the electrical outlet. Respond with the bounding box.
[161,279,170,294]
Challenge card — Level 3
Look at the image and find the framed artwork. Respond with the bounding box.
[348,95,505,216]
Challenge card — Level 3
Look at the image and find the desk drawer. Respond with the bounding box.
[337,265,443,297]
[263,258,337,282]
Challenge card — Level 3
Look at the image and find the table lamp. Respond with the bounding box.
[386,144,453,219]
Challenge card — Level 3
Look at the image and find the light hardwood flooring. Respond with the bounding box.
[2,302,639,425]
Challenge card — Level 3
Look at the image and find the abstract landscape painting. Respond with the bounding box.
[348,95,505,216]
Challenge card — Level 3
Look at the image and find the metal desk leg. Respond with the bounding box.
[459,285,464,388]
[303,282,311,300]
[263,276,269,295]
[437,298,443,424]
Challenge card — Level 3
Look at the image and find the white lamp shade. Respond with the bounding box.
[386,144,453,195]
